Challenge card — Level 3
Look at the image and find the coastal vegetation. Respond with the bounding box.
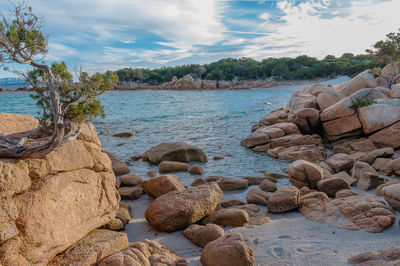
[0,3,116,158]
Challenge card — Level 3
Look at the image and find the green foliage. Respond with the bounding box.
[29,62,118,125]
[350,97,376,110]
[366,29,400,64]
[114,54,381,85]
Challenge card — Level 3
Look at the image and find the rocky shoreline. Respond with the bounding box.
[1,64,400,265]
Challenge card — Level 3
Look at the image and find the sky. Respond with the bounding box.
[0,0,399,78]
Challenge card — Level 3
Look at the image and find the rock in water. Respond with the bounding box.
[184,224,224,247]
[145,182,223,232]
[112,131,136,137]
[142,142,207,163]
[141,174,185,198]
[105,151,131,176]
[98,239,188,266]
[158,160,188,173]
[201,233,255,266]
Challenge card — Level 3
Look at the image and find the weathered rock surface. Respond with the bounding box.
[359,147,394,164]
[183,224,224,248]
[335,70,378,97]
[383,183,400,211]
[299,192,330,223]
[326,153,355,172]
[98,239,188,266]
[158,160,189,173]
[145,182,223,231]
[105,151,131,176]
[216,178,249,191]
[143,142,207,164]
[0,113,39,136]
[352,161,376,180]
[141,175,185,198]
[317,177,350,197]
[246,188,270,206]
[268,186,300,213]
[358,99,400,134]
[288,160,323,189]
[200,233,255,266]
[356,172,387,191]
[369,121,400,149]
[49,229,128,265]
[300,194,395,233]
[0,115,119,265]
[202,209,249,227]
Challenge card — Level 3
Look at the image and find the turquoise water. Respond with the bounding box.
[0,77,348,186]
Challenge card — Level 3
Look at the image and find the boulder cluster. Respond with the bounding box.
[241,64,400,233]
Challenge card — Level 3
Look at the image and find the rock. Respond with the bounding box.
[246,188,270,206]
[268,186,300,213]
[220,199,245,208]
[378,62,400,86]
[158,160,188,173]
[116,206,131,225]
[288,160,323,189]
[130,152,142,161]
[358,99,400,134]
[369,121,400,149]
[330,171,356,186]
[350,139,376,152]
[118,186,143,200]
[316,178,350,197]
[335,70,378,97]
[216,178,249,191]
[259,108,288,126]
[188,164,203,175]
[0,113,39,136]
[380,158,400,176]
[142,142,207,164]
[352,161,376,180]
[242,176,269,185]
[202,209,249,227]
[240,132,270,148]
[372,158,392,171]
[322,114,362,136]
[98,239,187,266]
[49,230,129,265]
[200,233,254,266]
[383,184,400,211]
[320,96,355,122]
[263,171,289,179]
[347,251,381,265]
[382,246,400,262]
[391,84,400,98]
[105,151,131,176]
[191,178,206,187]
[326,153,355,172]
[299,192,330,223]
[301,194,395,233]
[359,147,394,164]
[316,87,342,110]
[112,131,136,137]
[141,175,185,198]
[357,172,387,191]
[232,204,260,214]
[119,174,142,186]
[376,180,400,196]
[146,170,156,177]
[205,175,224,182]
[259,179,277,192]
[119,201,131,212]
[183,224,224,248]
[145,182,223,232]
[104,218,125,231]
[213,155,224,160]
[335,189,358,198]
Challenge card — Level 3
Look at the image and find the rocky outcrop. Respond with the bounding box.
[0,114,119,265]
[143,142,207,164]
[200,233,255,266]
[145,182,223,232]
[98,239,188,265]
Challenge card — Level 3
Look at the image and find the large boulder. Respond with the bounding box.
[382,184,400,211]
[335,70,378,97]
[288,160,323,189]
[326,153,355,172]
[0,115,119,265]
[142,142,207,164]
[358,99,400,134]
[145,182,223,232]
[316,178,350,197]
[200,233,255,266]
[141,175,185,198]
[183,224,224,248]
[369,121,400,149]
[98,239,188,266]
[268,186,300,213]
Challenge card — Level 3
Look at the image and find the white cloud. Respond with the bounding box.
[238,0,400,59]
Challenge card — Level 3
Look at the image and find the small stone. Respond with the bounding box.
[118,186,143,200]
[220,199,245,208]
[184,224,224,248]
[159,161,188,173]
[191,178,207,187]
[316,178,350,197]
[259,179,277,192]
[202,209,249,227]
[216,178,249,191]
[147,170,157,177]
[188,165,203,175]
[246,188,270,206]
[213,156,224,160]
[131,152,142,161]
[141,175,185,198]
[119,174,142,187]
[268,186,300,213]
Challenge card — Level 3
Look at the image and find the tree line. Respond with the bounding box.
[115,53,385,85]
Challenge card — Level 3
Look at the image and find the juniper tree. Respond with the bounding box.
[0,2,117,158]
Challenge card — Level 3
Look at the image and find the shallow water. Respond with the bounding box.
[0,77,349,185]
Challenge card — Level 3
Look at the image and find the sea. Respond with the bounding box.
[0,77,349,186]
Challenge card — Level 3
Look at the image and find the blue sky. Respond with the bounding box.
[0,0,399,78]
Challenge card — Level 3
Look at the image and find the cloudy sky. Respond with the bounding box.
[0,0,399,78]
